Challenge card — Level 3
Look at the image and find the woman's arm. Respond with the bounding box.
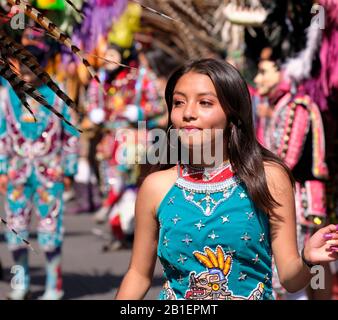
[266,163,338,293]
[115,174,159,299]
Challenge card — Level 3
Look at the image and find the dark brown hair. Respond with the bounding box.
[164,58,294,214]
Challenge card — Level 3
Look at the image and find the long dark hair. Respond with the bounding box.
[164,58,294,214]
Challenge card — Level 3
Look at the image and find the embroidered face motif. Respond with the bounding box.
[185,246,232,300]
[185,269,230,300]
[185,246,265,300]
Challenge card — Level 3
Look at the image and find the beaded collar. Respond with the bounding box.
[176,162,240,194]
[181,161,234,182]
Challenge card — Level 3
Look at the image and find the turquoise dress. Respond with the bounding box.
[157,163,274,300]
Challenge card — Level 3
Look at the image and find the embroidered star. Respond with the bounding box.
[163,236,169,247]
[221,215,230,223]
[186,192,194,201]
[177,275,184,284]
[238,272,247,281]
[259,233,265,243]
[239,192,247,199]
[241,233,251,241]
[177,254,187,264]
[252,254,260,264]
[208,230,219,241]
[223,191,230,199]
[264,274,271,283]
[194,220,205,231]
[172,215,181,225]
[246,212,254,220]
[226,246,236,256]
[182,235,192,246]
[168,196,175,205]
[168,264,176,270]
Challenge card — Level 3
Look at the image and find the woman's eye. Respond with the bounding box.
[200,101,212,107]
[173,100,184,107]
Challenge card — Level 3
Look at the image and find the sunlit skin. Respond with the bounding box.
[103,47,122,71]
[170,72,228,166]
[254,60,281,97]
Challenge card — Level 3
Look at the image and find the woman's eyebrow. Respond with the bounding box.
[173,91,217,98]
[197,92,217,97]
[173,91,187,97]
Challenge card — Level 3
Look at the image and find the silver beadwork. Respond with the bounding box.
[208,230,219,240]
[246,212,254,220]
[241,233,251,241]
[182,234,193,246]
[163,236,169,247]
[238,272,247,281]
[194,220,205,231]
[177,254,187,264]
[172,215,181,225]
[221,215,230,223]
[252,254,260,264]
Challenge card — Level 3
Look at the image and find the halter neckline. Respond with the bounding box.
[179,161,235,184]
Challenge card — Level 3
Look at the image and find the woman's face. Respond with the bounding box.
[170,72,227,153]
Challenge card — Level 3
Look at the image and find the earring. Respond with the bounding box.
[166,124,173,136]
[166,124,178,149]
[228,125,234,150]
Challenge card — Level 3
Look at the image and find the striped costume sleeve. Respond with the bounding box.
[277,98,311,170]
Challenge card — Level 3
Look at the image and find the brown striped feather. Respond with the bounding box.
[0,30,77,110]
[0,58,81,132]
[7,0,101,89]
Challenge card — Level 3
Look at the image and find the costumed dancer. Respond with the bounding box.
[93,49,165,249]
[116,59,338,300]
[254,53,331,299]
[87,3,166,250]
[0,29,79,300]
[283,0,338,299]
[61,0,128,214]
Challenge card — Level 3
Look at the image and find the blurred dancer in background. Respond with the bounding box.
[0,29,79,300]
[254,55,332,299]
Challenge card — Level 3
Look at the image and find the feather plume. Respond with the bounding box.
[0,29,77,111]
[284,26,322,82]
[6,0,101,86]
[0,58,81,132]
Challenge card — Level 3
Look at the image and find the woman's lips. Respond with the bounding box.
[181,126,202,133]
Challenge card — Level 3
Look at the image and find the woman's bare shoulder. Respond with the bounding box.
[263,161,293,193]
[138,166,178,210]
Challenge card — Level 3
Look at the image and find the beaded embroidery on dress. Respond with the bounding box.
[157,163,274,300]
[176,162,240,216]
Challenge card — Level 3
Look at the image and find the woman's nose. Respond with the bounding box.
[183,102,197,120]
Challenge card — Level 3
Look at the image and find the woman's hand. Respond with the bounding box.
[304,224,338,265]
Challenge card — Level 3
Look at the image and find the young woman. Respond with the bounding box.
[115,59,338,300]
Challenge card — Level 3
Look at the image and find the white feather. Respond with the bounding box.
[284,26,322,82]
